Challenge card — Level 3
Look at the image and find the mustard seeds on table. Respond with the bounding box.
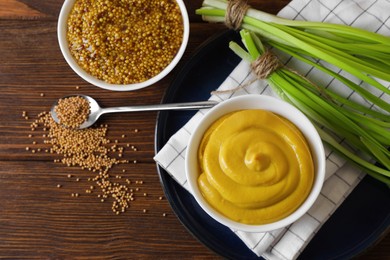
[67,0,184,85]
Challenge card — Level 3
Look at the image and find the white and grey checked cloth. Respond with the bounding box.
[154,0,390,259]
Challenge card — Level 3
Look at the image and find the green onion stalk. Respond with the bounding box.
[230,29,390,185]
[197,1,390,185]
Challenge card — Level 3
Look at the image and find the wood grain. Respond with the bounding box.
[0,0,388,259]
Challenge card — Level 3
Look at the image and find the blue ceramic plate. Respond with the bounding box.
[154,30,390,259]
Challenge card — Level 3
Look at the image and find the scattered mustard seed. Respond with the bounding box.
[26,98,147,215]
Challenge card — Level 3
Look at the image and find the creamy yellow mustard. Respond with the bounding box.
[198,110,314,225]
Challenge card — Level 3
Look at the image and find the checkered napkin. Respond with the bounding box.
[154,0,390,259]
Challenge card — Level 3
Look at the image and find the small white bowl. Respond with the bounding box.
[185,95,326,233]
[57,0,189,91]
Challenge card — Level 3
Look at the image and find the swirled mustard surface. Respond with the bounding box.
[198,110,314,225]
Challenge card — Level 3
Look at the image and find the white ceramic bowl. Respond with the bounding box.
[185,95,326,233]
[57,0,189,91]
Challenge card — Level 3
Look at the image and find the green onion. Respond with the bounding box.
[196,0,390,96]
[229,29,390,185]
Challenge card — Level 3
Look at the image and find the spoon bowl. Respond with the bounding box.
[51,95,218,129]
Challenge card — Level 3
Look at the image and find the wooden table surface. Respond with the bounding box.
[0,0,388,259]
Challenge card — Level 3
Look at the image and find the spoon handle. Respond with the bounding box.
[101,100,219,114]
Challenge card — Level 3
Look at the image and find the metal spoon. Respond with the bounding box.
[51,94,218,129]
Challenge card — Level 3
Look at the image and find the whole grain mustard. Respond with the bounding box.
[198,110,314,225]
[67,0,183,84]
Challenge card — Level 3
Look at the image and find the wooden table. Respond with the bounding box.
[0,0,388,258]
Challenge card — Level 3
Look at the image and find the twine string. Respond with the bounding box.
[212,49,281,94]
[225,0,250,30]
[251,50,281,79]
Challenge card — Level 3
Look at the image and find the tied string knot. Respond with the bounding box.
[225,0,250,30]
[212,49,281,94]
[251,49,281,80]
